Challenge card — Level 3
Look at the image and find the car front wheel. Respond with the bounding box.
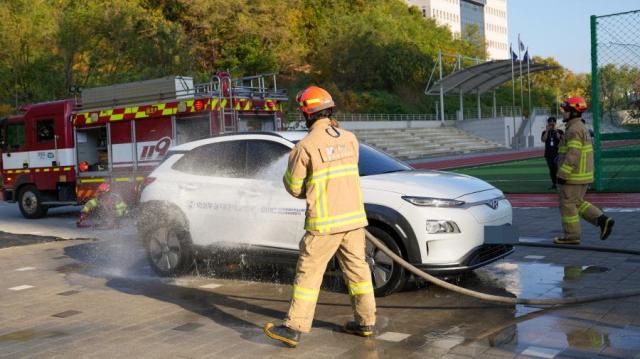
[365,226,406,297]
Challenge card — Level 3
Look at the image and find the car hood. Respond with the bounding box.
[361,170,496,199]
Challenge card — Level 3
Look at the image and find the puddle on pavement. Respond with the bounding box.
[0,329,66,342]
[482,262,611,299]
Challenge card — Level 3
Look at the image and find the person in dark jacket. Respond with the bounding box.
[541,117,562,189]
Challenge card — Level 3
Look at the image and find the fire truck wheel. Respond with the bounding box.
[145,223,194,277]
[18,185,48,219]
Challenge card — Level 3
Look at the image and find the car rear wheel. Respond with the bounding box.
[365,226,406,297]
[145,223,193,277]
[18,185,48,219]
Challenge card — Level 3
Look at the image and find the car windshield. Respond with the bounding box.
[291,141,412,176]
[359,143,412,176]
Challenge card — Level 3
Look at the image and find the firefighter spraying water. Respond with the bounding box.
[264,86,376,348]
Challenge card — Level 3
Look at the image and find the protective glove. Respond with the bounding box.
[557,177,567,185]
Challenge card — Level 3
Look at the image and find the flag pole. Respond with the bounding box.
[518,34,524,117]
[510,44,517,150]
[527,47,532,139]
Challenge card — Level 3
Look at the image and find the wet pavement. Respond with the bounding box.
[1,205,640,358]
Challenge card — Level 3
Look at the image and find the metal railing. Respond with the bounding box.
[286,113,454,123]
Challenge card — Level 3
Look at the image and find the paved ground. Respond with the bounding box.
[1,203,640,358]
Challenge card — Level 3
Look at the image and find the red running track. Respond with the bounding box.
[410,140,640,208]
[413,140,640,171]
[507,193,640,208]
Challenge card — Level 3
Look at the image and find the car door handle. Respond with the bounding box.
[178,184,198,191]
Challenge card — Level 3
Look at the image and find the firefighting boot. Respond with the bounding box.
[553,237,580,245]
[263,323,300,348]
[343,321,375,337]
[597,215,615,241]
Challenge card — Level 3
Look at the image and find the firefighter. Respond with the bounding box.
[554,96,615,245]
[264,86,376,347]
[76,183,128,228]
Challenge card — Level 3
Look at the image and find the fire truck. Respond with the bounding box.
[0,73,288,218]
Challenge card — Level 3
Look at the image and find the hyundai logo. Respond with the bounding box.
[486,199,500,210]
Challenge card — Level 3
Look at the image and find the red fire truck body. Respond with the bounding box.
[0,73,287,218]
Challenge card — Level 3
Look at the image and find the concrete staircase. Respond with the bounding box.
[353,127,506,161]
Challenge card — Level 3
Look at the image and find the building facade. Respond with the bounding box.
[405,0,509,60]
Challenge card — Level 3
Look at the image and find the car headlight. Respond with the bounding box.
[426,220,461,234]
[402,196,465,207]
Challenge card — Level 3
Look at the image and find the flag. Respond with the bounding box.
[519,38,525,52]
[510,45,518,62]
[523,48,529,63]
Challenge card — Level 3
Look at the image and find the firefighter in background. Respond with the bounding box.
[264,86,376,347]
[76,183,128,228]
[554,96,615,245]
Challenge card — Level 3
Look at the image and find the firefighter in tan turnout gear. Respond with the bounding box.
[264,86,376,347]
[554,96,615,245]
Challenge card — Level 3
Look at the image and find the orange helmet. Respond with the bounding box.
[97,183,110,193]
[296,86,335,115]
[560,96,588,113]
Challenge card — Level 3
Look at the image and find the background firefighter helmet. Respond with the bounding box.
[78,161,89,172]
[97,183,111,193]
[560,96,588,114]
[296,86,335,115]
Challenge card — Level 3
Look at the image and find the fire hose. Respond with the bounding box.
[364,230,640,306]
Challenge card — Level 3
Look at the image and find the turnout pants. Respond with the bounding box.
[559,184,603,240]
[284,228,376,333]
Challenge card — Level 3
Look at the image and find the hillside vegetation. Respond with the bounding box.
[0,0,588,116]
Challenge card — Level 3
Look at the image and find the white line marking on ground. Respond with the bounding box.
[376,332,411,342]
[9,285,34,291]
[521,346,561,358]
[199,283,222,290]
[524,255,545,260]
[14,267,36,271]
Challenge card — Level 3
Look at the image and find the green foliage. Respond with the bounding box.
[0,0,587,118]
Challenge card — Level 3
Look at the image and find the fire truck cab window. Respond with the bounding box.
[76,126,109,172]
[172,141,246,178]
[36,119,55,143]
[6,123,26,150]
[175,115,210,145]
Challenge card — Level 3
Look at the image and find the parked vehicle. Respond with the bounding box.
[138,131,515,296]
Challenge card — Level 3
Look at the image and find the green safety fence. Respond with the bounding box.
[591,10,640,191]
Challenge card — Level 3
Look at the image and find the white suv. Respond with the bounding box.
[137,132,515,296]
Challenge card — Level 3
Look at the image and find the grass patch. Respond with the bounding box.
[451,145,640,193]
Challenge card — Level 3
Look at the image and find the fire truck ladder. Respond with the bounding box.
[211,75,237,133]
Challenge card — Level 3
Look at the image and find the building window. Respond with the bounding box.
[422,7,426,17]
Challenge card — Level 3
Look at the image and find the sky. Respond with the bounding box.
[507,0,639,74]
